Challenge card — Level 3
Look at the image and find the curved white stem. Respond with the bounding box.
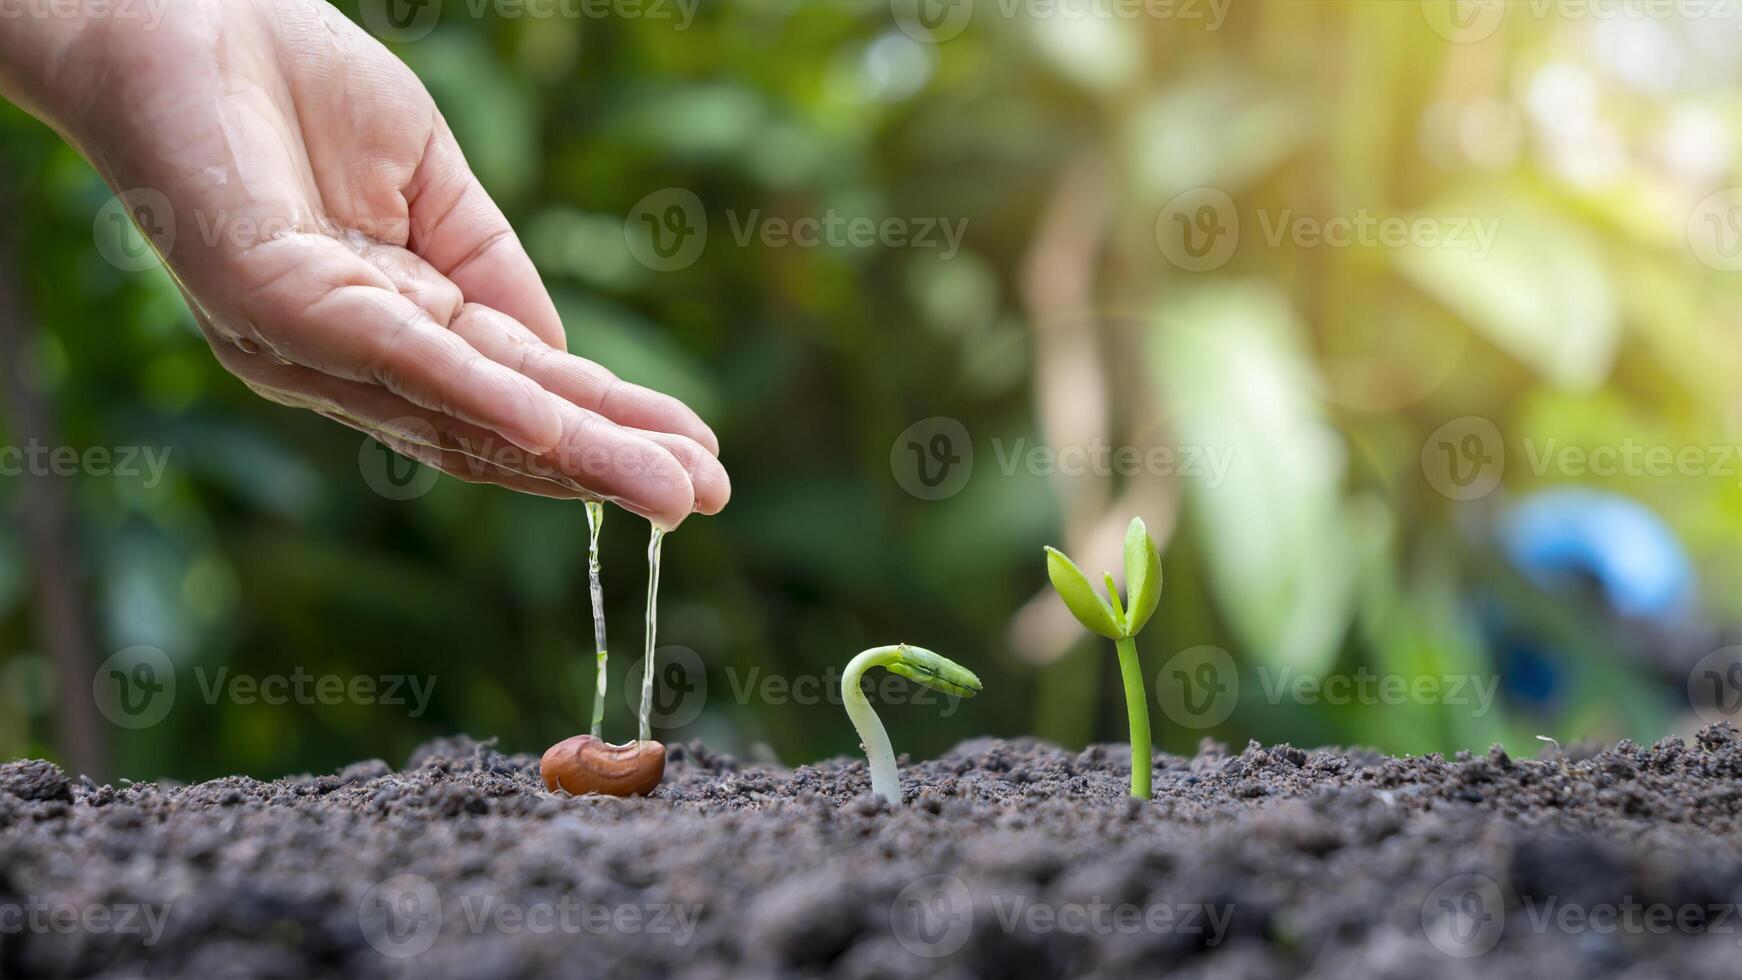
[842,646,903,803]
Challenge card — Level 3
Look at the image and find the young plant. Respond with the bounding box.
[1045,517,1163,799]
[841,644,982,804]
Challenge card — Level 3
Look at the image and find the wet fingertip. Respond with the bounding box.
[692,462,731,515]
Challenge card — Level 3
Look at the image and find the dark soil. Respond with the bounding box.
[6,728,1742,979]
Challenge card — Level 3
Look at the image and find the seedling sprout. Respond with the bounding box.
[1044,517,1163,799]
[841,644,982,804]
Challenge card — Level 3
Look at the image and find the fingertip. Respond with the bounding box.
[695,463,730,516]
[681,447,730,515]
[624,461,696,531]
[694,421,722,458]
[633,430,729,516]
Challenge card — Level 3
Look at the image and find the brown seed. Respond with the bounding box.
[540,735,666,798]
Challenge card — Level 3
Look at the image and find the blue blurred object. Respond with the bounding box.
[1498,488,1695,623]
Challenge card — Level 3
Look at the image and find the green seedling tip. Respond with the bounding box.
[1123,517,1163,636]
[841,644,982,804]
[887,646,983,699]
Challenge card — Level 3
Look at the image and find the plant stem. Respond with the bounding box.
[1114,635,1152,800]
[585,501,608,738]
[841,646,903,803]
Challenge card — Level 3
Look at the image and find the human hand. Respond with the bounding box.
[0,0,727,528]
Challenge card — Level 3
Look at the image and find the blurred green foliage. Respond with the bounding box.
[2,0,1741,780]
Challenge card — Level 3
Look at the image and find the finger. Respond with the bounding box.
[232,235,563,455]
[366,429,587,501]
[543,399,698,528]
[218,351,587,496]
[351,246,723,472]
[629,429,730,516]
[448,303,721,455]
[351,237,464,327]
[210,344,699,526]
[405,128,567,349]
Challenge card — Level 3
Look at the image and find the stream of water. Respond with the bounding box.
[585,501,608,737]
[639,525,667,742]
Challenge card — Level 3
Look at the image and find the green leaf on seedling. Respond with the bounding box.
[889,645,983,698]
[1123,517,1163,636]
[1045,547,1123,640]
